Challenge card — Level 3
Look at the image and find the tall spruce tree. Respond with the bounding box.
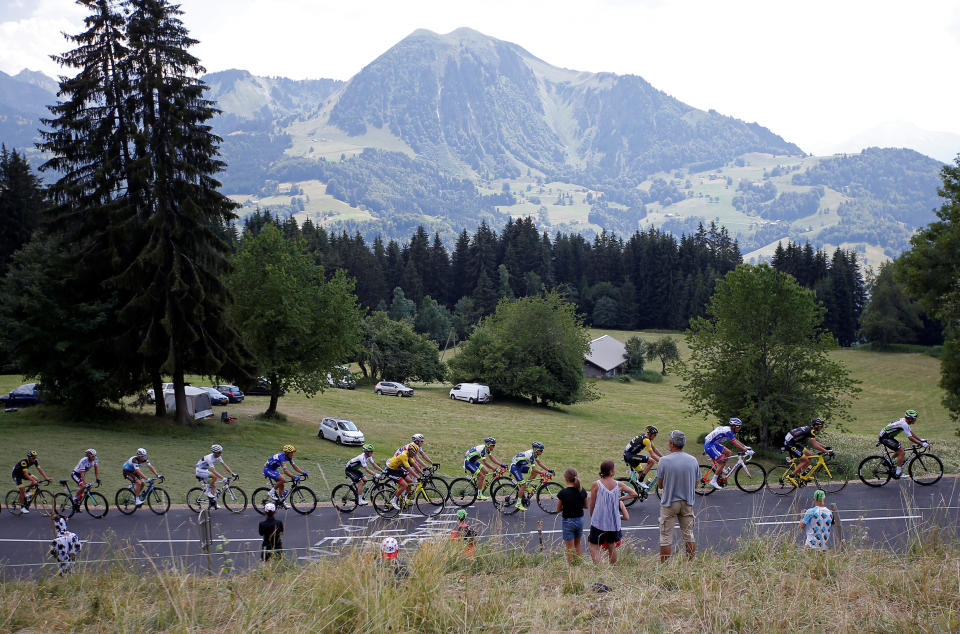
[0,147,46,277]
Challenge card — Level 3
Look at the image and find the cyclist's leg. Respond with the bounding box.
[895,445,906,467]
[71,472,85,503]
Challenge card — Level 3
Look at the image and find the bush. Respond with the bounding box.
[631,370,664,383]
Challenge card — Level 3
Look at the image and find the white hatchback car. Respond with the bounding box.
[317,417,365,445]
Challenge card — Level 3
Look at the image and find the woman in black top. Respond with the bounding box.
[258,502,284,561]
[556,467,587,564]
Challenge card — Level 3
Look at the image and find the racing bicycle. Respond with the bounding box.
[767,451,848,496]
[54,479,109,518]
[617,464,660,507]
[695,452,767,496]
[4,479,53,517]
[857,442,943,487]
[252,474,317,515]
[369,472,445,518]
[493,471,562,515]
[331,473,387,513]
[186,474,248,513]
[448,464,509,507]
[115,476,170,515]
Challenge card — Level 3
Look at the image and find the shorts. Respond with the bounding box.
[510,464,530,482]
[562,516,584,542]
[195,469,210,482]
[464,459,480,474]
[345,466,364,483]
[12,470,26,486]
[659,500,695,547]
[385,467,407,480]
[123,470,140,483]
[71,471,85,485]
[623,452,648,469]
[704,444,725,460]
[263,467,281,481]
[588,525,622,547]
[880,437,901,451]
[784,443,804,459]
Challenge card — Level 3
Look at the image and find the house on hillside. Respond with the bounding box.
[583,335,627,378]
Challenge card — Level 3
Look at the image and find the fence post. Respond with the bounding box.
[198,508,213,572]
[830,503,843,550]
[537,520,543,552]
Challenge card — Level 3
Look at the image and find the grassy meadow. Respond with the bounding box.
[0,330,956,500]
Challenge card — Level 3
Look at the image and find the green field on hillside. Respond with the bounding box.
[0,331,955,499]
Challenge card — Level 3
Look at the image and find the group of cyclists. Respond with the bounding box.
[9,408,929,515]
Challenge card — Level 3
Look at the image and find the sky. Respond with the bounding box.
[2,0,959,157]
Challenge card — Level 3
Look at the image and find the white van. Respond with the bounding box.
[449,383,492,404]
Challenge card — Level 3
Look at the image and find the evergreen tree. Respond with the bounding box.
[472,267,499,316]
[0,147,46,277]
[387,286,416,322]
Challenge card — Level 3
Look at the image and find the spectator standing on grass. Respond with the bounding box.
[556,467,587,565]
[800,489,834,550]
[587,460,638,565]
[258,502,284,561]
[657,430,698,562]
[49,514,82,576]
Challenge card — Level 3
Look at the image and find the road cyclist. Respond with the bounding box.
[121,448,161,508]
[782,418,832,480]
[878,409,927,480]
[70,449,101,511]
[384,444,423,510]
[263,445,307,509]
[510,441,554,511]
[703,418,751,490]
[395,433,436,472]
[623,425,663,494]
[344,443,383,506]
[463,437,507,501]
[195,444,238,510]
[11,450,50,514]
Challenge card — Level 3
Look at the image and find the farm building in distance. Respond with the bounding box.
[583,335,627,378]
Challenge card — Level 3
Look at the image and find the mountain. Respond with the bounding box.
[0,70,56,149]
[829,121,960,165]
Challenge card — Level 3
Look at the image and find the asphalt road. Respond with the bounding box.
[2,477,957,578]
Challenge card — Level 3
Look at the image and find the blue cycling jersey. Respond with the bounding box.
[704,426,735,447]
[264,452,290,470]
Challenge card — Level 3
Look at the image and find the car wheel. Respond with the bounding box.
[318,430,324,439]
[468,397,475,404]
[395,391,401,397]
[450,394,455,400]
[336,436,342,445]
[375,389,382,395]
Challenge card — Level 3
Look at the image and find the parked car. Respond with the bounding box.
[200,386,229,406]
[241,377,285,397]
[449,383,492,404]
[145,383,175,405]
[214,385,245,403]
[317,417,365,445]
[374,381,413,397]
[327,365,357,389]
[0,382,44,407]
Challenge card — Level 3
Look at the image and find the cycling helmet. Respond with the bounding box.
[136,448,148,457]
[26,450,38,458]
[456,509,467,521]
[282,444,296,453]
[210,444,223,453]
[85,448,97,457]
[381,536,398,554]
[645,425,659,435]
[811,417,825,428]
[904,409,919,420]
[728,418,743,427]
[406,443,420,454]
[532,441,545,451]
[412,433,425,443]
[484,437,496,445]
[362,443,374,452]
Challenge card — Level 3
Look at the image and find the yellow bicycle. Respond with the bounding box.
[370,469,445,518]
[767,452,848,495]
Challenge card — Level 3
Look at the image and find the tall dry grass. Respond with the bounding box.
[3,528,960,632]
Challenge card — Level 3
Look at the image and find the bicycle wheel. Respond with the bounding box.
[4,490,23,515]
[115,488,138,515]
[147,487,171,515]
[766,466,797,496]
[447,478,478,507]
[814,462,848,494]
[251,487,273,515]
[615,477,640,508]
[495,482,521,515]
[220,486,248,514]
[186,487,206,513]
[85,491,108,518]
[289,485,317,515]
[424,475,450,501]
[415,486,445,516]
[371,486,399,518]
[857,456,891,487]
[695,464,718,496]
[331,483,359,513]
[734,462,767,493]
[909,453,943,485]
[32,489,53,517]
[53,492,76,518]
[536,481,563,514]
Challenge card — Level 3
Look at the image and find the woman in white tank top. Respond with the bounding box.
[588,460,638,564]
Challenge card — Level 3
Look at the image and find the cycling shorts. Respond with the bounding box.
[623,452,648,469]
[510,463,530,482]
[263,467,281,481]
[385,467,407,481]
[195,468,211,482]
[123,469,140,483]
[71,471,86,485]
[880,437,901,451]
[345,466,364,483]
[12,471,26,486]
[464,458,481,474]
[704,444,726,460]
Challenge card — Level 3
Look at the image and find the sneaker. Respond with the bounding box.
[357,497,368,506]
[708,477,722,490]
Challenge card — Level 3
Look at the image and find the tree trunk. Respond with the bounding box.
[265,374,279,418]
[358,361,368,378]
[151,372,166,417]
[172,367,192,426]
